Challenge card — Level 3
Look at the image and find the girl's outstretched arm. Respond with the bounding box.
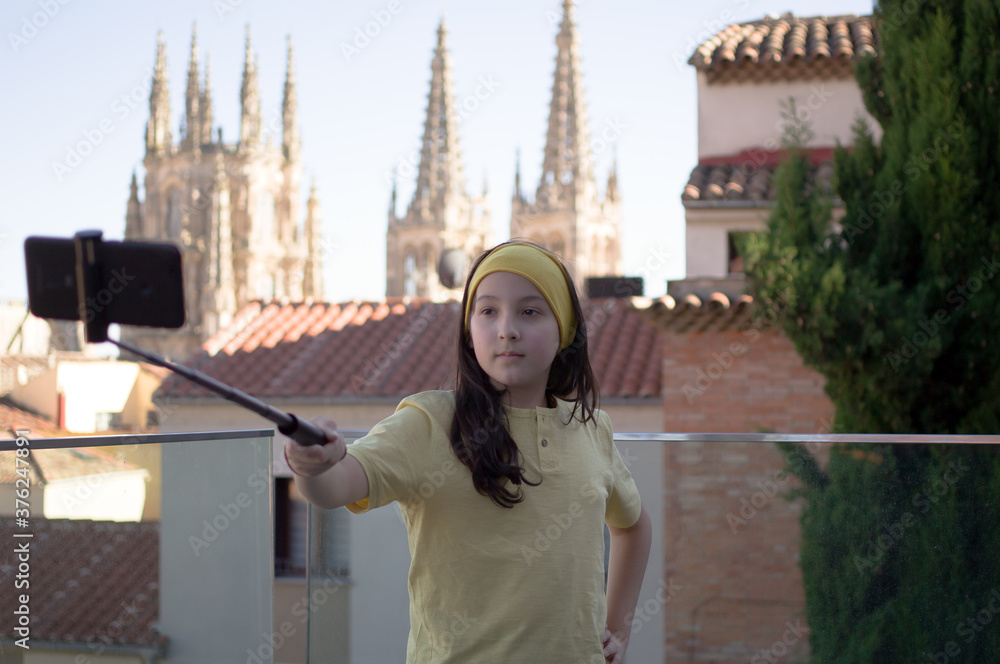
[604,505,652,663]
[284,415,369,510]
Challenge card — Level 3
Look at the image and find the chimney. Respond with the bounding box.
[585,277,643,299]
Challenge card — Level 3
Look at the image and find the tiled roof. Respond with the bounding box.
[630,293,756,333]
[1,354,51,396]
[0,517,165,649]
[586,299,661,398]
[682,149,836,205]
[158,298,662,401]
[690,13,877,83]
[0,396,66,439]
[0,446,142,484]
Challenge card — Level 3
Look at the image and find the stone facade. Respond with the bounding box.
[123,27,322,360]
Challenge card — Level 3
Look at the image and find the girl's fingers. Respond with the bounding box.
[285,419,346,476]
[602,627,624,663]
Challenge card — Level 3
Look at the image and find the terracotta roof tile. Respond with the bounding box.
[683,149,837,205]
[689,14,877,83]
[586,300,662,399]
[157,299,667,401]
[630,294,756,333]
[0,517,165,648]
[0,397,68,439]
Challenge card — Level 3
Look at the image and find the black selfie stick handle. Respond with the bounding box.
[110,339,329,447]
[71,230,327,447]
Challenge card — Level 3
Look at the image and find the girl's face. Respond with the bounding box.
[468,271,561,409]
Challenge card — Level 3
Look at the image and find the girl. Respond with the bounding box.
[285,241,651,663]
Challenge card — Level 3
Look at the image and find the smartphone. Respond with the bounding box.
[24,235,186,329]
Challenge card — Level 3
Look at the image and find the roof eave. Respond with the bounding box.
[682,198,842,209]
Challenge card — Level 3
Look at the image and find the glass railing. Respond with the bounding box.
[307,432,1000,664]
[0,429,274,664]
[4,431,997,663]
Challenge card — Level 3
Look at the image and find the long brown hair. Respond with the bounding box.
[450,241,599,508]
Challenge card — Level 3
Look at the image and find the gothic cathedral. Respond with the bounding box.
[123,26,322,360]
[126,0,619,360]
[386,0,621,298]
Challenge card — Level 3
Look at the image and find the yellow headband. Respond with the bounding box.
[464,242,577,350]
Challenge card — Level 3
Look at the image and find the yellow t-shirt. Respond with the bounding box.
[345,390,642,664]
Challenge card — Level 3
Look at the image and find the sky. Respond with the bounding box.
[1,0,875,306]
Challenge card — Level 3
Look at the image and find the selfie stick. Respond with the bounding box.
[73,231,328,447]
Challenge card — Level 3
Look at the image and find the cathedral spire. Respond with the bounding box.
[125,170,142,239]
[146,31,172,156]
[303,182,323,300]
[606,154,619,203]
[385,21,491,300]
[182,23,201,152]
[282,35,300,162]
[200,55,214,146]
[537,0,596,209]
[203,152,235,337]
[409,19,465,221]
[389,170,398,220]
[240,25,261,149]
[513,148,523,202]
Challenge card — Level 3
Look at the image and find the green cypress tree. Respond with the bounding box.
[742,2,1000,660]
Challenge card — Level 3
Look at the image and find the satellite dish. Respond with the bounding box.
[437,249,469,290]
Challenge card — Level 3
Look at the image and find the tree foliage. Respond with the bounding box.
[744,1,1000,660]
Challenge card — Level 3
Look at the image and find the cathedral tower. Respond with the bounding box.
[385,21,492,300]
[511,0,622,290]
[124,25,322,360]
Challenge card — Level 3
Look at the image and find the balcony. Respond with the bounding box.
[1,429,997,663]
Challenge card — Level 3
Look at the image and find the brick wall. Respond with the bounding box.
[662,328,834,434]
[658,328,833,662]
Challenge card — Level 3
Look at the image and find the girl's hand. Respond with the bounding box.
[603,626,628,664]
[283,415,347,477]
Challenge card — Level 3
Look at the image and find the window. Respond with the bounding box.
[404,252,417,297]
[166,189,182,239]
[274,477,307,576]
[94,412,120,431]
[728,231,751,275]
[274,478,350,578]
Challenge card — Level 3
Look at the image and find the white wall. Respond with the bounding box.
[603,400,667,434]
[615,438,666,664]
[346,484,411,663]
[9,359,142,433]
[43,470,149,521]
[686,208,771,279]
[685,203,848,279]
[697,73,880,159]
[57,361,141,432]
